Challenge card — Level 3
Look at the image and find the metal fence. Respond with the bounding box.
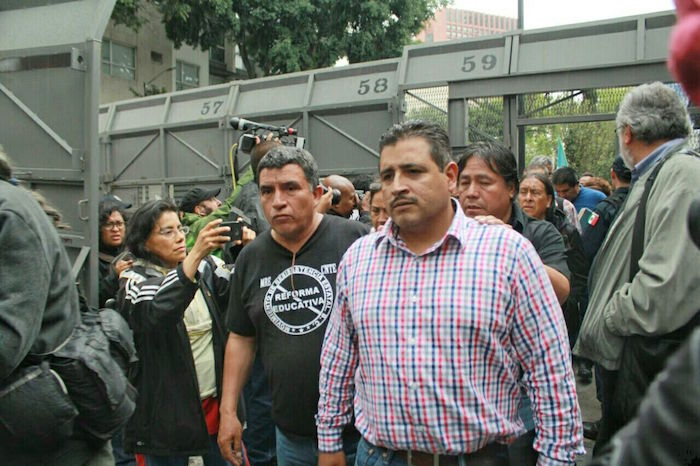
[404,83,698,177]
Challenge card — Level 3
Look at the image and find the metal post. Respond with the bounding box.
[448,98,467,149]
[85,38,101,306]
[518,0,524,29]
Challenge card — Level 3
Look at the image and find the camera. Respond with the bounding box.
[231,117,305,153]
[320,185,341,205]
[220,220,243,242]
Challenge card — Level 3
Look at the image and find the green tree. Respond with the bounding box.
[113,0,446,78]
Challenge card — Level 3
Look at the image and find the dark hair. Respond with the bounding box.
[368,181,382,205]
[611,155,632,182]
[379,120,452,170]
[256,145,319,189]
[552,167,578,187]
[251,139,282,183]
[99,205,128,228]
[352,173,375,192]
[125,199,178,267]
[521,171,556,220]
[616,82,692,143]
[456,140,519,193]
[588,177,612,196]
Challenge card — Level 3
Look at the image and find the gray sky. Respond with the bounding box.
[450,0,676,29]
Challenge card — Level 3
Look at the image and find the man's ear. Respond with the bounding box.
[193,204,204,216]
[312,184,323,200]
[444,161,458,192]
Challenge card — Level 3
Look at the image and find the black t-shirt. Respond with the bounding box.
[510,203,570,280]
[227,215,368,436]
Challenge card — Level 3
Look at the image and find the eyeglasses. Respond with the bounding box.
[103,221,125,230]
[157,225,189,239]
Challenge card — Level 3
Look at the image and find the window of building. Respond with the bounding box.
[176,61,200,90]
[209,42,225,64]
[102,39,135,80]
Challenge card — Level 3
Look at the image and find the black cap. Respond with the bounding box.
[100,194,132,211]
[179,187,221,213]
[612,156,632,183]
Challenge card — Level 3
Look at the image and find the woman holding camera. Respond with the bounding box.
[117,199,253,466]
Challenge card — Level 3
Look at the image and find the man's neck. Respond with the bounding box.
[271,212,324,253]
[399,202,455,255]
[632,139,670,166]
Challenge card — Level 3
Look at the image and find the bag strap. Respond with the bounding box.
[630,146,700,281]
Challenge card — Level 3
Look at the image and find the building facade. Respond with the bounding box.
[417,7,517,43]
[101,4,245,104]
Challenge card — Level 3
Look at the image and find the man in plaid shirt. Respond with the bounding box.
[317,121,583,466]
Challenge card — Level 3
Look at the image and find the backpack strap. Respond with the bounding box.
[629,146,700,281]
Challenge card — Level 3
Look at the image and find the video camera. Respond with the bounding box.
[230,117,306,153]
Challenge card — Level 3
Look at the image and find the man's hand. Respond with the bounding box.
[316,189,333,214]
[473,215,513,228]
[318,451,346,466]
[217,411,244,465]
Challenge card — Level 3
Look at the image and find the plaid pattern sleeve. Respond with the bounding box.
[317,205,583,463]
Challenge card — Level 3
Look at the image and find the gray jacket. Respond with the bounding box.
[0,181,79,380]
[574,141,700,370]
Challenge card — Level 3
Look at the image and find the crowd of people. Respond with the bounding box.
[1,81,698,466]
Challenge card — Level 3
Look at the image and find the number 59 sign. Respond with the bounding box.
[461,54,497,73]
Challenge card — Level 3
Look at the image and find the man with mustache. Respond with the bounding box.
[317,121,583,466]
[218,146,368,466]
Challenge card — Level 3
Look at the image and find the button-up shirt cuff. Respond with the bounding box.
[537,455,576,466]
[317,427,344,453]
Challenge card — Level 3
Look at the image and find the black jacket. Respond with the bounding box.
[581,187,629,262]
[98,248,121,308]
[117,257,235,456]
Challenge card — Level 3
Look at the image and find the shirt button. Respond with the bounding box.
[410,295,418,303]
[408,337,416,345]
[410,382,419,390]
[415,425,425,432]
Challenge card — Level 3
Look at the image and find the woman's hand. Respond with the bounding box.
[113,258,133,276]
[182,219,230,280]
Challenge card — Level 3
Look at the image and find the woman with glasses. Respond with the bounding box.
[117,199,253,466]
[99,197,133,308]
[518,172,589,350]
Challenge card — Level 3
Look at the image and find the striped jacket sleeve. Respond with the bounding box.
[118,264,199,332]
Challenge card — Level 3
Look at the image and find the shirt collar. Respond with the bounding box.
[508,203,525,234]
[375,198,469,254]
[631,138,686,183]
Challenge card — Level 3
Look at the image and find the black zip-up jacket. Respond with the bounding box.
[117,257,238,456]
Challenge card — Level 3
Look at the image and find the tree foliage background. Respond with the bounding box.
[113,0,447,78]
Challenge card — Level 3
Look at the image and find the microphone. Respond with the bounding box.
[230,117,285,132]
